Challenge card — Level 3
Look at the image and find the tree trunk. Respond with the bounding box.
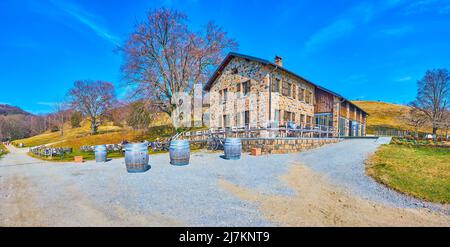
[433,126,438,135]
[91,117,97,135]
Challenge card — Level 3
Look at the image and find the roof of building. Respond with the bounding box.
[204,52,368,115]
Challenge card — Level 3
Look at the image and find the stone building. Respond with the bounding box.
[203,52,368,137]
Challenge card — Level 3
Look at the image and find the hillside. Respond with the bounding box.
[15,100,427,148]
[352,101,425,134]
[13,113,175,149]
[0,104,31,116]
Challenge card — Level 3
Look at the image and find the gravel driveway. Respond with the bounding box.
[0,138,448,226]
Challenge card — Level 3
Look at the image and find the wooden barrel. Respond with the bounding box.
[124,142,150,173]
[223,138,242,160]
[94,145,107,162]
[169,140,190,166]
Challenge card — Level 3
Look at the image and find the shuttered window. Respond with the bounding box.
[298,88,305,101]
[243,80,251,96]
[283,111,295,122]
[282,82,292,97]
[244,111,250,126]
[305,90,312,104]
[236,83,241,97]
[293,84,297,99]
[223,114,230,127]
[272,78,280,93]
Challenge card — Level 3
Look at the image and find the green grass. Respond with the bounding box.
[28,144,204,162]
[0,143,8,157]
[366,144,450,204]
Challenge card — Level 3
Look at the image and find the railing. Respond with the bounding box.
[179,123,337,141]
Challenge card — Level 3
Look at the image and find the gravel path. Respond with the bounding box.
[0,138,448,226]
[288,137,448,213]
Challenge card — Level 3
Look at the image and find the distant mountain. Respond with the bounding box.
[0,104,31,116]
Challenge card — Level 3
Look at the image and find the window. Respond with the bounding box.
[282,82,292,97]
[300,114,305,123]
[305,90,312,104]
[298,88,305,101]
[222,89,228,103]
[244,111,250,126]
[236,83,241,97]
[283,111,290,123]
[292,84,297,99]
[272,78,280,93]
[306,116,312,125]
[242,80,251,96]
[223,114,230,127]
[274,110,280,123]
[283,111,295,122]
[236,112,241,127]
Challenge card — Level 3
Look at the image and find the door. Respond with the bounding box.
[349,121,353,137]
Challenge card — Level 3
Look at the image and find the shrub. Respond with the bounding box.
[70,111,83,128]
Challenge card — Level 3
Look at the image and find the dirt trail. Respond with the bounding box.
[220,163,450,227]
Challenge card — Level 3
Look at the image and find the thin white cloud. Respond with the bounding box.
[379,25,414,37]
[37,102,57,107]
[305,19,355,52]
[45,0,120,45]
[304,3,375,52]
[396,76,413,82]
[405,0,450,15]
[52,0,119,45]
[304,1,405,52]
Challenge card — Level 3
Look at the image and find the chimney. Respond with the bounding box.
[275,56,283,67]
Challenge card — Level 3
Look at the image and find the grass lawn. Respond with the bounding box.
[28,146,204,162]
[28,150,126,162]
[366,144,450,204]
[0,143,8,157]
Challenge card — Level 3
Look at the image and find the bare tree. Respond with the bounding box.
[53,102,69,137]
[121,8,237,116]
[411,69,450,136]
[401,107,429,138]
[70,110,83,128]
[436,110,450,140]
[68,80,116,135]
[0,115,32,140]
[126,101,154,130]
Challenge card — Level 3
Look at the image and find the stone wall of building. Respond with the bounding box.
[271,70,315,125]
[208,56,315,129]
[241,138,341,154]
[206,54,367,137]
[209,57,270,128]
[190,137,341,154]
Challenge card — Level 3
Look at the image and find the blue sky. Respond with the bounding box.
[1,0,450,114]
